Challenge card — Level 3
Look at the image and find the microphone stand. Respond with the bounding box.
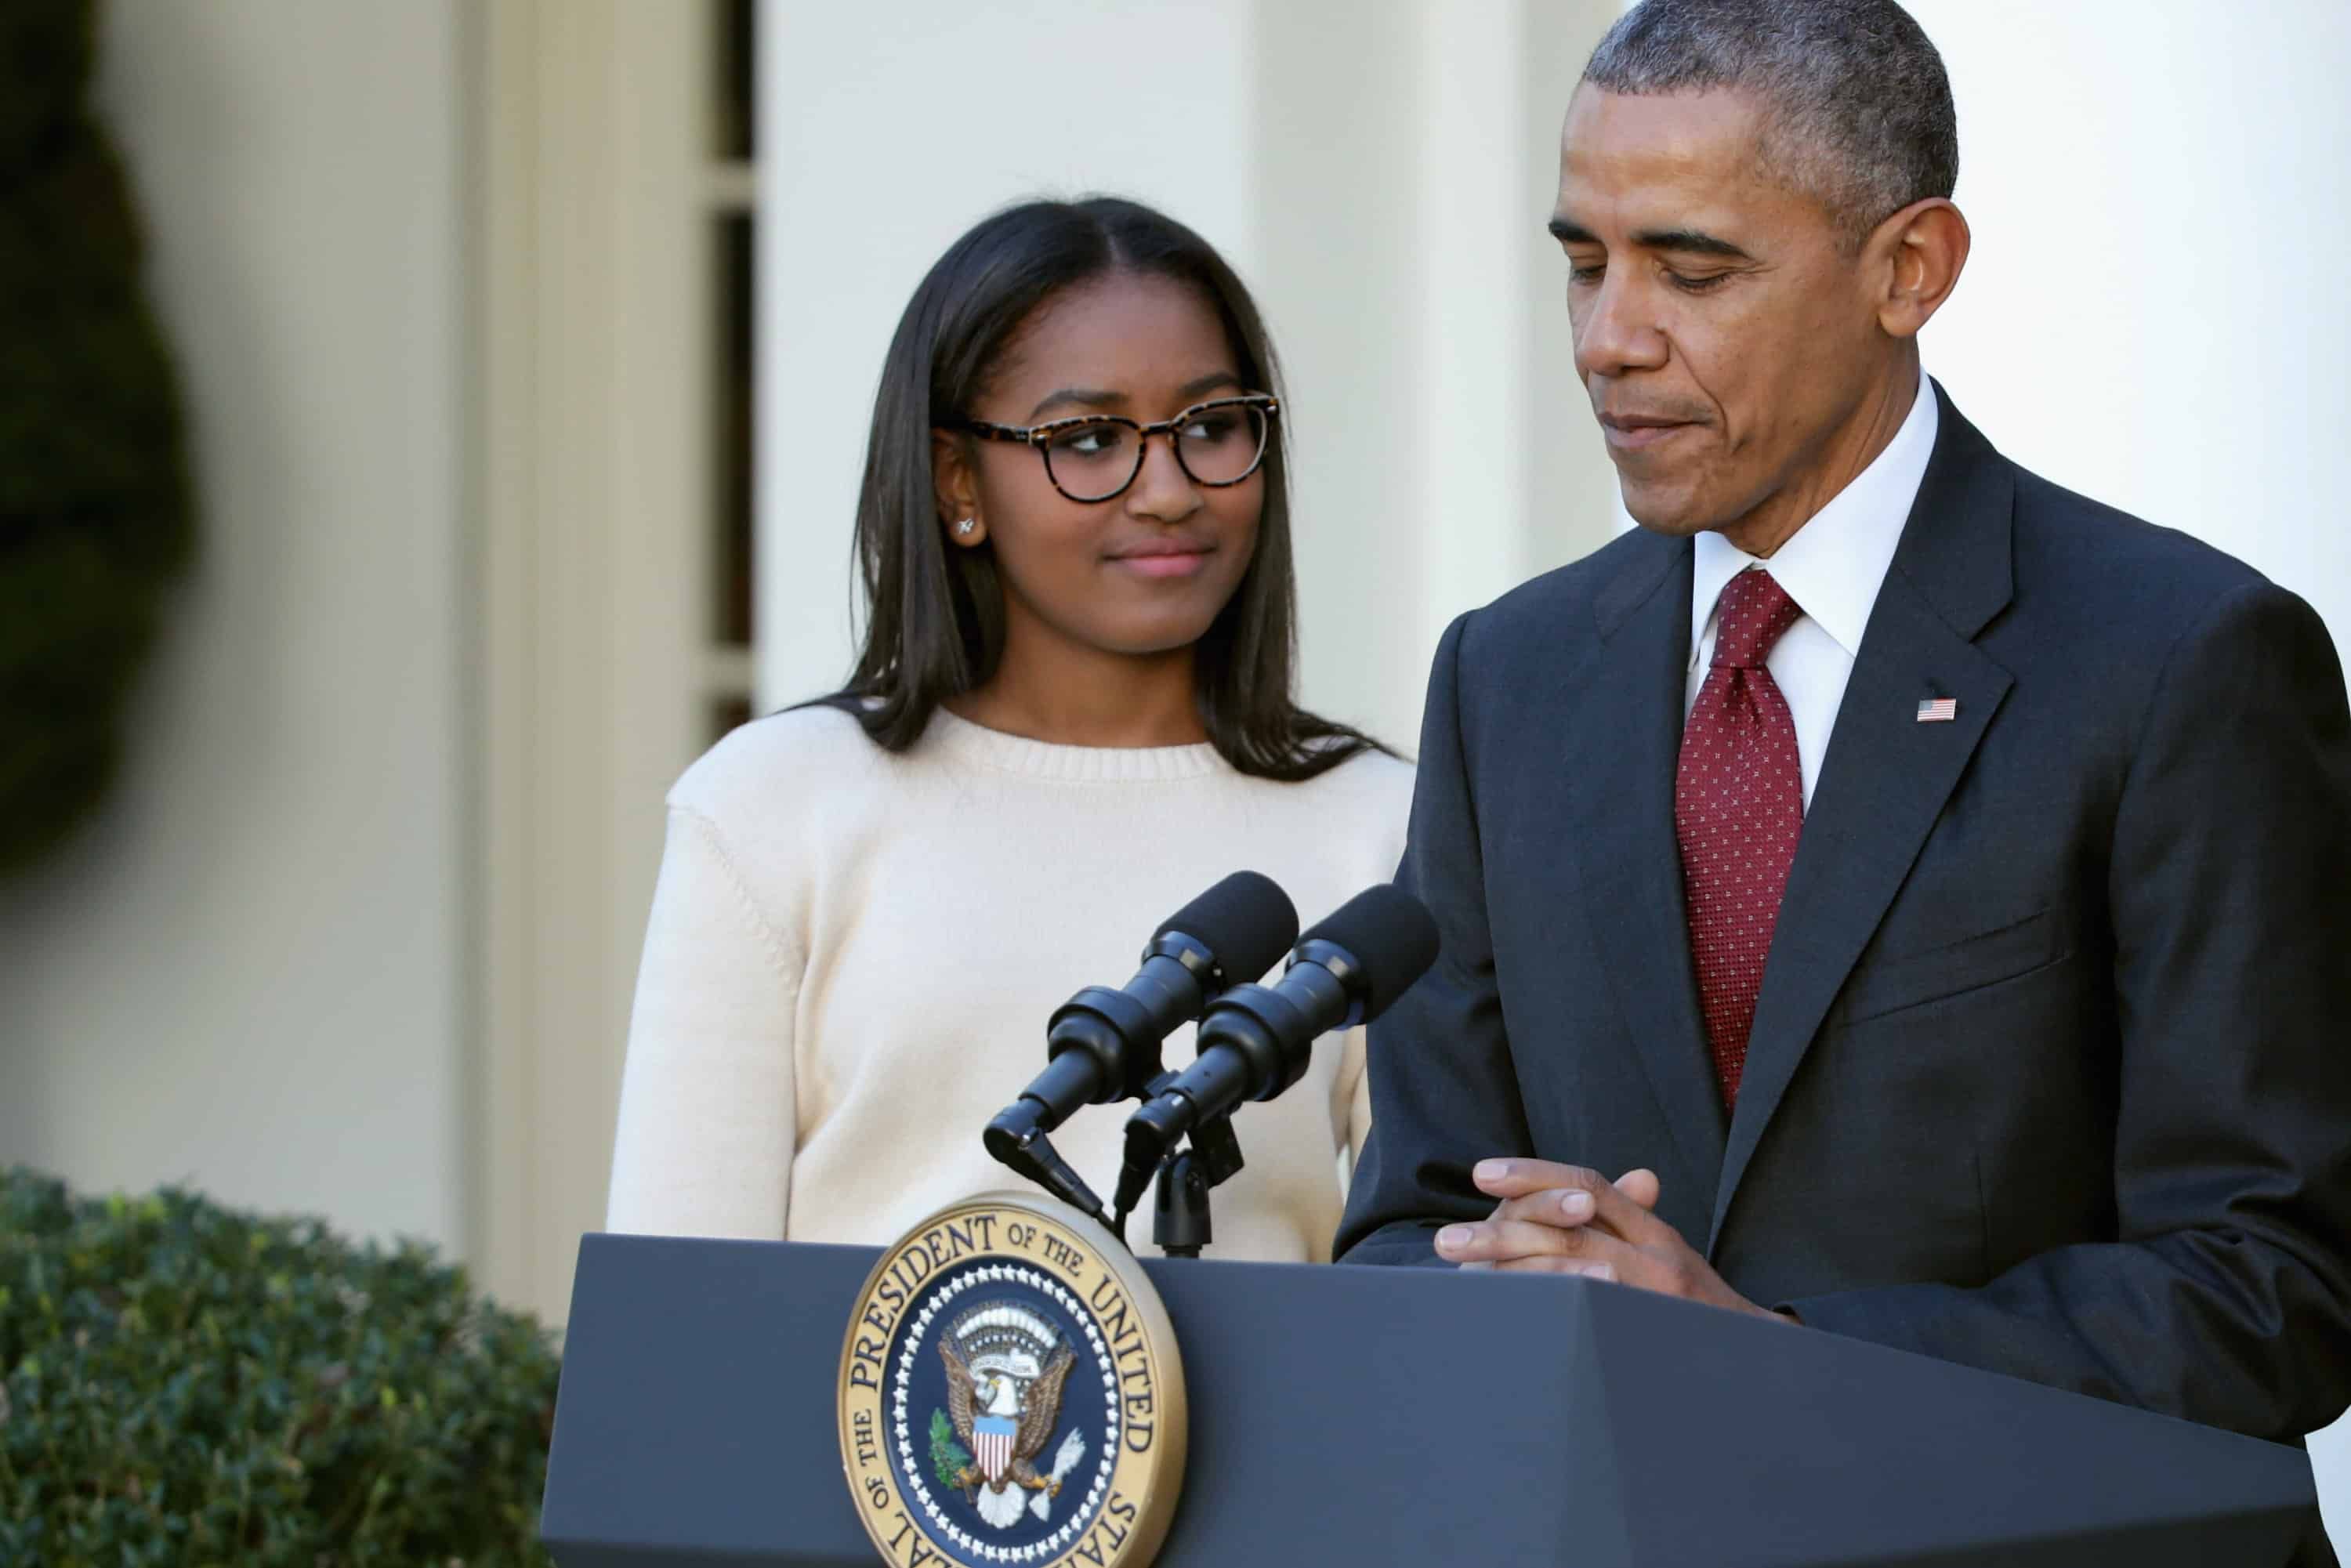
[1150,1114,1244,1259]
[987,1090,1246,1259]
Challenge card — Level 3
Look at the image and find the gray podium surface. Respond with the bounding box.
[541,1233,2327,1566]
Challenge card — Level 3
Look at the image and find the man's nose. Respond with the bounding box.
[1574,271,1669,380]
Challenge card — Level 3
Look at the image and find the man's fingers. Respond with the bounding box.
[1488,1188,1602,1228]
[1614,1168,1662,1210]
[1472,1157,1603,1199]
[1433,1216,1596,1265]
[1494,1256,1618,1280]
[1473,1159,1666,1243]
[1450,1169,1768,1316]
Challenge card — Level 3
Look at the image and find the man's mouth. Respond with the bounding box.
[1599,412,1701,452]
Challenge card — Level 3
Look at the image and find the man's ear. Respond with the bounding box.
[1871,197,1970,340]
[931,429,987,547]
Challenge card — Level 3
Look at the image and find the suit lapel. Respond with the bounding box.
[1567,534,1728,1199]
[1708,391,2019,1248]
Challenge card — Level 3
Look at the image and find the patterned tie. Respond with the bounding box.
[1676,568,1805,1110]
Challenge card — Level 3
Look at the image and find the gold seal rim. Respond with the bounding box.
[835,1190,1189,1568]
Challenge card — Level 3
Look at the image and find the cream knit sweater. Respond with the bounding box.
[603,704,1415,1263]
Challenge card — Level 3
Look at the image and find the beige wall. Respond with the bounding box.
[0,0,469,1252]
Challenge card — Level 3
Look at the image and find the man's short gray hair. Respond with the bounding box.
[1583,0,1958,248]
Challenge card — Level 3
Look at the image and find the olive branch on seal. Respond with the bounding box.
[929,1409,973,1490]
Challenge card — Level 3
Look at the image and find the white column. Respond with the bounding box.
[1914,0,2351,646]
[1261,0,1622,751]
[1251,1,1437,748]
[1410,0,1538,712]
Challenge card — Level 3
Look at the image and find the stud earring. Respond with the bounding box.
[955,518,977,537]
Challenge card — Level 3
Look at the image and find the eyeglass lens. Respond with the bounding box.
[1041,403,1268,502]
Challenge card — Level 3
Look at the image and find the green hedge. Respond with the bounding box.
[0,1170,559,1566]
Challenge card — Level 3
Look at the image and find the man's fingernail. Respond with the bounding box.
[1473,1160,1508,1183]
[1559,1190,1593,1219]
[1436,1226,1472,1252]
[1587,1263,1617,1283]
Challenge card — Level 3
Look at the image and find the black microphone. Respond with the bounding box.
[1117,884,1439,1211]
[984,871,1299,1172]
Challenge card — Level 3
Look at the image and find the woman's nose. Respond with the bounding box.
[1125,431,1201,522]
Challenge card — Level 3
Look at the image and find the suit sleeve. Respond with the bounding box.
[1335,614,1535,1266]
[1788,581,2351,1441]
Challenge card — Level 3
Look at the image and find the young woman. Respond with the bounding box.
[603,197,1411,1262]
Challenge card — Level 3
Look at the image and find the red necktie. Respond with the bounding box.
[1677,569,1805,1110]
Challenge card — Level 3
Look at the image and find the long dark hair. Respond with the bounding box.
[820,196,1382,781]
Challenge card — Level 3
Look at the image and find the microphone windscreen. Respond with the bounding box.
[1298,884,1440,1021]
[1157,871,1299,984]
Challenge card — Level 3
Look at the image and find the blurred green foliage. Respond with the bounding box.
[0,1169,560,1566]
[0,0,194,875]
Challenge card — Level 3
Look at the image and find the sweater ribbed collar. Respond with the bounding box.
[924,708,1227,782]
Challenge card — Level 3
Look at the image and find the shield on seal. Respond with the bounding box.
[974,1414,1018,1484]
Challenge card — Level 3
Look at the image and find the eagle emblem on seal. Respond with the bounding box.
[935,1303,1090,1529]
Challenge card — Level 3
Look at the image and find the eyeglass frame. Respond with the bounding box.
[945,392,1281,504]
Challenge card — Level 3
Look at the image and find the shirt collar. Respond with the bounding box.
[1690,371,1940,664]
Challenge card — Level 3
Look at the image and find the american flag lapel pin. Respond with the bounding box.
[1916,696,1958,723]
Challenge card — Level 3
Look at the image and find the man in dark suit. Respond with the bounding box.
[1337,0,2351,1469]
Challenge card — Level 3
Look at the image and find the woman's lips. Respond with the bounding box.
[1107,546,1215,579]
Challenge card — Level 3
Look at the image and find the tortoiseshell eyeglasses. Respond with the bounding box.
[950,393,1280,504]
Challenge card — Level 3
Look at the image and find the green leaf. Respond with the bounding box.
[929,1409,973,1491]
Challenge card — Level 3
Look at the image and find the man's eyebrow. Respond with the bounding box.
[1632,227,1752,259]
[1545,217,1754,262]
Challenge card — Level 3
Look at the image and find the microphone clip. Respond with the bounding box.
[1109,1074,1248,1259]
[1150,1114,1243,1255]
[981,1110,1113,1230]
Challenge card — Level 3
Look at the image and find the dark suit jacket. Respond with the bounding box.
[1337,386,2351,1447]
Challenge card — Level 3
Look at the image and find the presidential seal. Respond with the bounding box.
[838,1192,1186,1568]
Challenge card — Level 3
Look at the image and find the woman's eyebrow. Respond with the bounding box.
[1027,371,1242,422]
[1026,386,1124,420]
[1177,371,1243,400]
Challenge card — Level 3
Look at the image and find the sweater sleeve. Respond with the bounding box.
[605,805,803,1240]
[1334,749,1416,1178]
[1332,1024,1373,1168]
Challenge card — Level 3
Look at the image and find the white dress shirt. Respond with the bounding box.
[1686,374,1940,808]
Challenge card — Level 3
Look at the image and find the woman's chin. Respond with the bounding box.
[1083,590,1236,656]
[1082,615,1223,661]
